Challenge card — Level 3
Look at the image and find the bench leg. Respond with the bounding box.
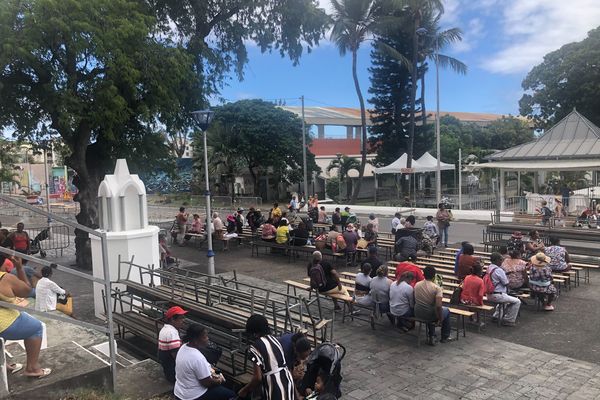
[416,321,422,347]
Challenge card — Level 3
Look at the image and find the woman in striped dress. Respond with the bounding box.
[238,315,294,400]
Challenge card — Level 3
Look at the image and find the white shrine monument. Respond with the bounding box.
[90,159,160,318]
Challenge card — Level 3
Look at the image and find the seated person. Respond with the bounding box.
[460,263,485,306]
[394,234,418,262]
[506,231,525,257]
[363,246,383,278]
[501,250,529,290]
[525,230,545,259]
[545,236,571,272]
[188,214,204,234]
[305,368,329,400]
[454,241,470,274]
[393,256,424,287]
[487,252,521,327]
[423,216,439,243]
[261,219,277,242]
[354,263,373,306]
[290,222,309,246]
[369,266,392,314]
[0,255,50,378]
[307,251,349,311]
[414,266,453,345]
[456,243,480,281]
[403,215,416,229]
[174,324,234,400]
[158,306,187,383]
[35,265,68,313]
[529,253,558,311]
[326,225,339,249]
[275,220,290,245]
[390,271,415,331]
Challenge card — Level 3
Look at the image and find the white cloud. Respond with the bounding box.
[317,0,334,15]
[482,0,600,74]
[451,17,483,53]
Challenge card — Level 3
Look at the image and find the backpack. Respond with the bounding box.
[542,206,553,217]
[309,263,326,290]
[336,234,346,251]
[483,266,496,295]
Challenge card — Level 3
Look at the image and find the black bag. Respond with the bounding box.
[57,293,68,305]
[450,286,462,305]
[200,342,223,365]
[309,264,326,290]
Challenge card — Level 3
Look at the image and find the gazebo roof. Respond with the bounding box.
[486,109,600,161]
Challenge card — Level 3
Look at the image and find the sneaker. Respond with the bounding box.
[440,337,455,343]
[544,305,555,311]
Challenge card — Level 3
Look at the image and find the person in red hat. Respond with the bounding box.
[158,306,187,383]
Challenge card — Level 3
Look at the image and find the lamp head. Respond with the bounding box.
[191,109,214,131]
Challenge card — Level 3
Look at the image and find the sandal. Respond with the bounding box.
[8,363,23,374]
[23,368,52,379]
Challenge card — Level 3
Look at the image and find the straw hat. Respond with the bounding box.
[530,252,551,267]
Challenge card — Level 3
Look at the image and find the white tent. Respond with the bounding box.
[374,153,426,174]
[415,152,455,172]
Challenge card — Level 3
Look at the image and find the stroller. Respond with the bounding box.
[300,343,346,399]
[29,228,50,258]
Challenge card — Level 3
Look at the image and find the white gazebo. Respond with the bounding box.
[474,109,600,211]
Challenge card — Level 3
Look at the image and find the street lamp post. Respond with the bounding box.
[416,27,442,205]
[336,153,342,202]
[191,110,215,277]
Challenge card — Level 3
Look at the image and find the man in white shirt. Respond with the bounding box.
[35,265,66,312]
[391,212,402,233]
[158,306,187,383]
[390,271,415,331]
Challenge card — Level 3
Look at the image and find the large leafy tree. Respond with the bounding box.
[0,138,19,184]
[197,100,320,197]
[519,27,600,128]
[0,0,195,267]
[330,0,380,203]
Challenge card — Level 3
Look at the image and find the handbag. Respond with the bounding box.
[57,293,68,305]
[450,285,462,305]
[357,238,369,249]
[56,296,73,316]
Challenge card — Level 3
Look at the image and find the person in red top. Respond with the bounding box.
[8,223,30,254]
[456,243,480,281]
[460,263,485,306]
[393,256,424,287]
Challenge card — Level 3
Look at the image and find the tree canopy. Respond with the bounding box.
[519,26,600,129]
[197,100,320,198]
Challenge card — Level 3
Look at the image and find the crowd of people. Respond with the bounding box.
[158,308,336,400]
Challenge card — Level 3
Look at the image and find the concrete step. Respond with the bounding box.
[116,359,173,399]
[7,341,111,400]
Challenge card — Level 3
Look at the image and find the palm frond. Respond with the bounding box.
[377,41,413,71]
[435,53,467,75]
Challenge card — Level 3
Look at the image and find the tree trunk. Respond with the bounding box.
[421,68,427,127]
[350,49,368,204]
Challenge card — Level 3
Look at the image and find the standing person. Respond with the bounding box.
[554,198,567,227]
[525,230,545,259]
[289,195,299,215]
[311,194,319,209]
[7,223,30,254]
[174,324,234,400]
[269,203,282,226]
[340,207,351,228]
[561,185,571,208]
[529,253,558,311]
[539,200,553,226]
[390,272,415,331]
[342,224,358,267]
[331,208,342,231]
[175,208,189,246]
[158,306,187,383]
[363,223,378,247]
[318,206,328,224]
[0,255,50,378]
[391,212,402,234]
[423,216,439,243]
[545,236,571,272]
[436,204,450,247]
[414,266,453,345]
[368,213,379,233]
[486,252,521,327]
[35,265,68,312]
[238,315,294,400]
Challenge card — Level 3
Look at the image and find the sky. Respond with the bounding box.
[217,0,600,121]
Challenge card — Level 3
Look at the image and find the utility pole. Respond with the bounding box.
[301,95,308,198]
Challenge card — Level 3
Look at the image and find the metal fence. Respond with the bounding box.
[25,224,71,257]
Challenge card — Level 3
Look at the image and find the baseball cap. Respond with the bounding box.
[165,306,188,319]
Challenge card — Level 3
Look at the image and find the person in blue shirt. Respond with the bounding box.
[487,252,521,326]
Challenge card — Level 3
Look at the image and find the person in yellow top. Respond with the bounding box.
[275,220,290,245]
[0,255,50,378]
[270,203,282,225]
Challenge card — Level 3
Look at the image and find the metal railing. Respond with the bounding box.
[0,194,118,393]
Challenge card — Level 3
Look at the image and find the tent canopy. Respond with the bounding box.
[374,153,424,174]
[416,152,455,171]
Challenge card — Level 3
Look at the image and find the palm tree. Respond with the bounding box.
[330,0,379,204]
[326,155,361,200]
[417,10,467,126]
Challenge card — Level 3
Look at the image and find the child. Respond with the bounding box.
[423,215,439,243]
[539,200,553,226]
[305,369,328,399]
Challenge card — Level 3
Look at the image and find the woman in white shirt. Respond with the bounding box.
[35,265,67,312]
[174,324,235,400]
